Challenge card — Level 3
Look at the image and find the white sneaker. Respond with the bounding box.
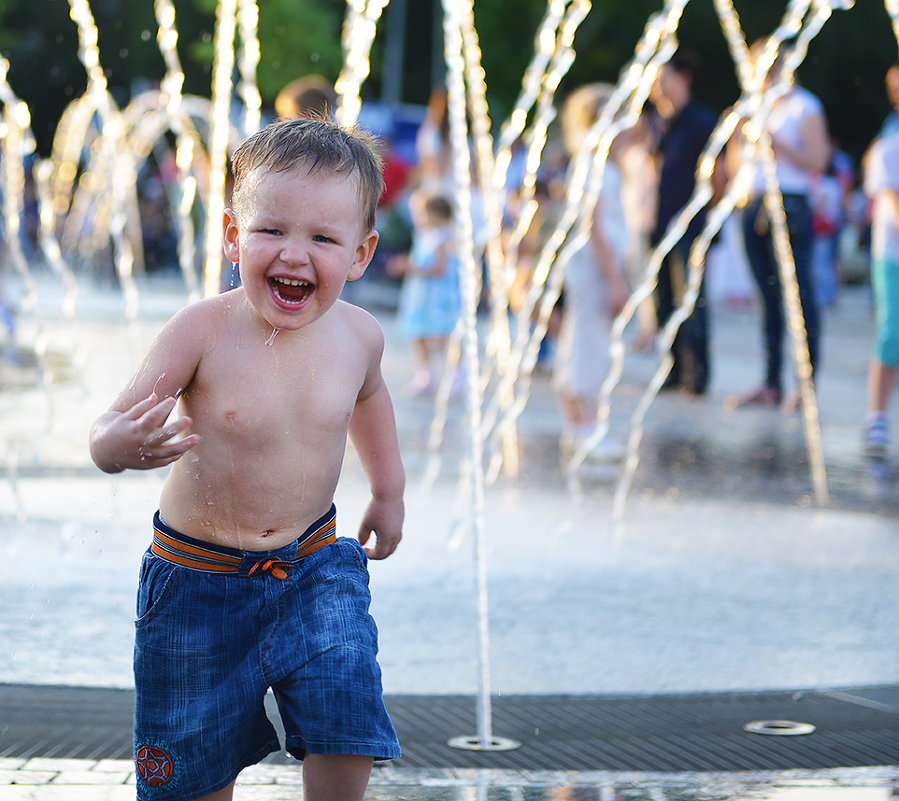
[405,369,435,398]
[865,415,889,458]
[583,434,626,464]
[561,432,625,464]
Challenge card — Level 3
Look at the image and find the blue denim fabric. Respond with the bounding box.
[740,194,820,391]
[133,527,400,801]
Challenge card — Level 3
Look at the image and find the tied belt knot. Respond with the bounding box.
[248,558,292,580]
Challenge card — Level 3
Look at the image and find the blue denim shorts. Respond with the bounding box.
[133,506,400,801]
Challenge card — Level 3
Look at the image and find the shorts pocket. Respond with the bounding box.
[339,537,370,575]
[135,552,182,628]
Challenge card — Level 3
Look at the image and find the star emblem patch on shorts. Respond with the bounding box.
[135,742,177,788]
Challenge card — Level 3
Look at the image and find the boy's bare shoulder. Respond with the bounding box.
[164,290,244,339]
[333,299,385,350]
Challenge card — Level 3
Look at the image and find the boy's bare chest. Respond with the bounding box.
[186,339,365,441]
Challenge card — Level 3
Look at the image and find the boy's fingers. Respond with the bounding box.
[143,434,200,464]
[163,437,200,459]
[365,534,399,560]
[157,416,193,444]
[156,433,199,457]
[368,545,394,560]
[124,393,159,420]
[357,528,384,559]
[136,415,190,458]
[133,400,182,445]
[142,395,178,427]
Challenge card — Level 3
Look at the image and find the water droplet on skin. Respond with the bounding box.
[265,328,280,347]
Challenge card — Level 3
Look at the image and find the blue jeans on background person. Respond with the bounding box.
[811,231,841,308]
[740,194,820,393]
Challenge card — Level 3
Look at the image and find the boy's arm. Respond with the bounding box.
[89,303,206,473]
[348,319,405,560]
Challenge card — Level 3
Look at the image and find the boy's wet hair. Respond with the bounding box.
[231,117,385,232]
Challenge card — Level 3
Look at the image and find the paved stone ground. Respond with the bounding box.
[1,758,898,799]
[0,275,897,797]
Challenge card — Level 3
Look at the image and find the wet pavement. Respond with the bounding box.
[0,759,898,800]
[0,275,897,797]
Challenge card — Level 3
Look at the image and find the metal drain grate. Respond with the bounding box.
[2,684,897,772]
[376,690,899,771]
[0,685,134,761]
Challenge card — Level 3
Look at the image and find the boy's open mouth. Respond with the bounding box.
[270,276,313,305]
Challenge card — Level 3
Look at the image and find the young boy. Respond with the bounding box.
[90,118,405,801]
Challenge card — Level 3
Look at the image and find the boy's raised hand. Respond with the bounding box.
[90,393,200,474]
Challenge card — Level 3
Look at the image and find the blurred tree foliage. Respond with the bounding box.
[190,0,346,100]
[0,0,895,162]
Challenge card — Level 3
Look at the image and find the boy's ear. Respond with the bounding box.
[347,229,379,282]
[222,208,240,262]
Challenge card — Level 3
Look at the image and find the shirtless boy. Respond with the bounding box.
[90,117,405,801]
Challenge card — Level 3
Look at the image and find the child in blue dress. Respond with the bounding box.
[390,193,461,395]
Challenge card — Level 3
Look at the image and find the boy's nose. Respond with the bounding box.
[279,237,310,265]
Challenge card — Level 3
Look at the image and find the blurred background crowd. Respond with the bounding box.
[1,0,899,465]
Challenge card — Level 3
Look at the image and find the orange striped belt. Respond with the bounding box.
[151,505,337,579]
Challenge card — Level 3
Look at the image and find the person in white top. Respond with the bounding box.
[863,130,899,457]
[727,40,832,411]
[554,83,631,465]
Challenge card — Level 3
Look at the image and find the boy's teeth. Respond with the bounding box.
[271,276,312,304]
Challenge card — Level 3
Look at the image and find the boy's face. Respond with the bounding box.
[223,165,378,331]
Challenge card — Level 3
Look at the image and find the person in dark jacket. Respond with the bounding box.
[649,48,718,395]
